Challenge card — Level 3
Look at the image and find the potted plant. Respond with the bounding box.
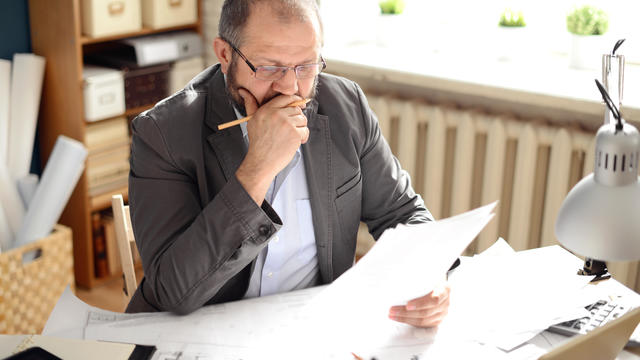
[379,0,405,15]
[499,9,526,27]
[566,5,609,69]
[376,0,406,47]
[497,9,527,61]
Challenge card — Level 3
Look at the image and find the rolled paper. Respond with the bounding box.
[14,136,87,248]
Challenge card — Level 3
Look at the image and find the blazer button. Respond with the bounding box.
[259,225,270,236]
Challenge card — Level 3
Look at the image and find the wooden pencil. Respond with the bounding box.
[217,98,311,130]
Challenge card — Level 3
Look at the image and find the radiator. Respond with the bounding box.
[357,94,640,291]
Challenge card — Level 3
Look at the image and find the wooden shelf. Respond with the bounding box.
[125,104,153,117]
[80,22,200,45]
[85,104,154,124]
[28,0,202,289]
[90,186,129,212]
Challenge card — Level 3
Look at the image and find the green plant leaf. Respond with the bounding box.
[499,8,526,27]
[379,0,406,15]
[566,5,609,35]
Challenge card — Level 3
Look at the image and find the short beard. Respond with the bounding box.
[225,57,319,118]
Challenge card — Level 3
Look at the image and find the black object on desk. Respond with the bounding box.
[3,347,61,360]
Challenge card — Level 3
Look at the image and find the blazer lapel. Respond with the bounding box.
[302,101,334,283]
[205,69,246,181]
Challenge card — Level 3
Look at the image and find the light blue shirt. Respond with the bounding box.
[232,108,320,298]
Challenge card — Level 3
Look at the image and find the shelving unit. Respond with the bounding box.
[27,0,202,288]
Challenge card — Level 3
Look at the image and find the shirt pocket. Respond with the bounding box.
[296,199,317,262]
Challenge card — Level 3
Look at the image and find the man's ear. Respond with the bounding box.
[213,37,232,74]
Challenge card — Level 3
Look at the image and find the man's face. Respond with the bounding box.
[222,3,322,112]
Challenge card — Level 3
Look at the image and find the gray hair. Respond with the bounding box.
[218,0,323,47]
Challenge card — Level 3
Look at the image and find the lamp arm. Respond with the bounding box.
[595,79,623,131]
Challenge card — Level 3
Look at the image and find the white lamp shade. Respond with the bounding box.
[555,173,640,261]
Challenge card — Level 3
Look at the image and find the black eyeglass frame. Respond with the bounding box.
[222,38,326,81]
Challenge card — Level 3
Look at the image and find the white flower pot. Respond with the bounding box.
[569,34,607,70]
[496,26,528,62]
[376,14,406,47]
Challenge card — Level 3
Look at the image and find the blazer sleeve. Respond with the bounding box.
[353,82,433,238]
[128,114,282,315]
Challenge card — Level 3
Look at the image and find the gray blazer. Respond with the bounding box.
[126,64,431,314]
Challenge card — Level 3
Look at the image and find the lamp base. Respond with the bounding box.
[577,258,611,282]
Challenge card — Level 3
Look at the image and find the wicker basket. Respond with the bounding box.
[0,225,74,334]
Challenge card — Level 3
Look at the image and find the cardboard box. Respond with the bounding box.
[83,66,126,122]
[141,0,197,29]
[169,56,205,93]
[81,0,142,38]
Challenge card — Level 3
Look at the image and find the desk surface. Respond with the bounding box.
[41,245,640,360]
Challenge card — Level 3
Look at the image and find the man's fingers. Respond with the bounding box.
[406,284,450,310]
[389,309,449,328]
[290,114,307,128]
[237,88,259,116]
[296,126,310,144]
[389,296,450,319]
[265,94,304,109]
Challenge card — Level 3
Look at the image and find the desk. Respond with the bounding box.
[41,246,640,360]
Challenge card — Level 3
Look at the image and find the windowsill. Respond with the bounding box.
[323,42,640,129]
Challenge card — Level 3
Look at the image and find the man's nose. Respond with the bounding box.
[273,68,298,95]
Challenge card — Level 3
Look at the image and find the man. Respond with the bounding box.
[127,0,450,328]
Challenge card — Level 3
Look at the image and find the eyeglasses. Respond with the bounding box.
[224,38,326,81]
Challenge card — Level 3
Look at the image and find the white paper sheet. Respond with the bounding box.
[441,243,596,351]
[14,136,87,248]
[0,59,10,166]
[284,202,497,357]
[7,53,45,180]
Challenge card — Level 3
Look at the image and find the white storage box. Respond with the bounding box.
[169,56,205,93]
[142,0,198,29]
[83,65,126,122]
[81,0,142,38]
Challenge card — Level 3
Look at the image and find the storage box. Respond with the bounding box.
[121,32,203,67]
[0,225,74,334]
[81,0,142,38]
[169,56,205,93]
[83,65,126,122]
[123,63,171,109]
[141,0,197,29]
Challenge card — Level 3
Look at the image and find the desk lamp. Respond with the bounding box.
[555,40,640,280]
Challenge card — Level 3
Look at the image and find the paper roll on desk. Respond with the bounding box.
[0,59,10,166]
[7,54,45,180]
[14,136,87,249]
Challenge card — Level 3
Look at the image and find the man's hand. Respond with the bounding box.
[388,282,451,328]
[235,88,309,205]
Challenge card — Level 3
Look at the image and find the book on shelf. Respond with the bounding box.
[91,213,108,278]
[89,177,129,198]
[86,143,130,169]
[87,160,129,187]
[85,117,130,154]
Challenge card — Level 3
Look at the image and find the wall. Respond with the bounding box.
[0,0,31,60]
[0,0,40,174]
